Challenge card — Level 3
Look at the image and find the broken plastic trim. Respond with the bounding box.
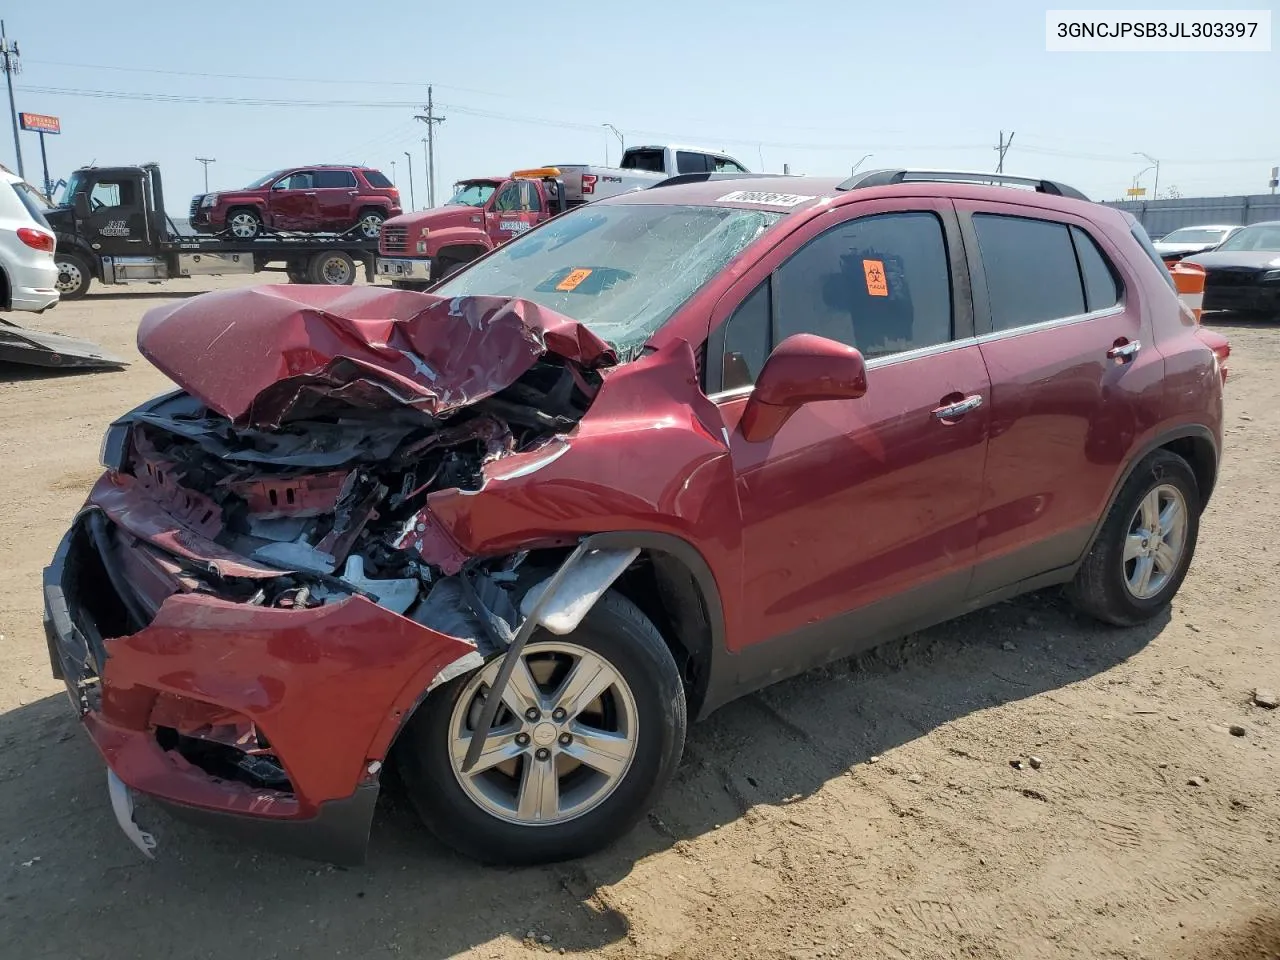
[459,539,593,772]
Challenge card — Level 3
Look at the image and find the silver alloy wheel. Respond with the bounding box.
[1123,483,1188,599]
[318,255,354,284]
[448,640,639,826]
[54,259,83,294]
[357,212,384,239]
[228,211,260,238]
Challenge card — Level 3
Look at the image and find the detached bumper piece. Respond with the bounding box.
[0,318,129,371]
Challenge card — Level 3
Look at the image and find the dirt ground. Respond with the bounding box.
[1,274,1277,960]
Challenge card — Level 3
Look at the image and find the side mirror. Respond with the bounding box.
[73,192,91,218]
[740,334,868,442]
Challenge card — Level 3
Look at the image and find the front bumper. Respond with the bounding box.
[188,210,219,234]
[376,257,432,282]
[1203,276,1280,316]
[43,503,480,864]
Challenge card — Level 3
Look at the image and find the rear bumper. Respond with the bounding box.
[376,257,432,281]
[43,499,482,864]
[5,259,59,312]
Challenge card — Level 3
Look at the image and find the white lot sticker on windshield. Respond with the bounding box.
[715,190,816,207]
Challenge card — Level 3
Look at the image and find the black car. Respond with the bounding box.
[1184,221,1280,317]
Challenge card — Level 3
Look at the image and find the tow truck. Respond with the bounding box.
[43,163,379,300]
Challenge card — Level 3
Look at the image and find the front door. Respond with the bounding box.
[81,174,149,257]
[485,180,538,245]
[313,169,358,230]
[707,200,991,659]
[954,200,1163,596]
[268,171,318,230]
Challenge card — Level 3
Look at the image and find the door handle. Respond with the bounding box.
[347,191,358,196]
[933,394,984,420]
[304,191,317,196]
[1107,339,1141,362]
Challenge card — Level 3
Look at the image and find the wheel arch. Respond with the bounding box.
[1082,424,1218,562]
[0,260,9,308]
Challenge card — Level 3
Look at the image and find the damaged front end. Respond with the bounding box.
[43,285,632,865]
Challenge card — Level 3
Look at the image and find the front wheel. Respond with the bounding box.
[1068,449,1201,626]
[226,208,263,239]
[54,251,93,300]
[396,591,687,865]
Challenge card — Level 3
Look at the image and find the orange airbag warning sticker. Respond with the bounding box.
[556,268,593,291]
[863,259,888,297]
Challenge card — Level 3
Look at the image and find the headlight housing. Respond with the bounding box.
[201,194,218,208]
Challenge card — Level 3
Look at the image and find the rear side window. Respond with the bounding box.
[973,215,1085,331]
[620,149,664,172]
[1070,226,1121,311]
[362,169,393,188]
[677,152,711,174]
[314,170,358,188]
[1128,222,1177,291]
[11,182,51,228]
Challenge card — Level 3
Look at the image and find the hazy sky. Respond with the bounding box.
[4,1,1277,213]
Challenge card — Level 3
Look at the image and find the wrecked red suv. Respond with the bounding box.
[45,170,1226,867]
[189,165,401,240]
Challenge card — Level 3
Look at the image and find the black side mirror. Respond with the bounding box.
[73,193,91,218]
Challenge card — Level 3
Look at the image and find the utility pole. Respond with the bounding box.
[994,131,1014,174]
[1135,152,1160,200]
[1,21,22,179]
[403,150,416,211]
[414,86,445,208]
[195,157,215,193]
[421,137,429,205]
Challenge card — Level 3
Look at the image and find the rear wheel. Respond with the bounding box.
[308,251,356,286]
[354,208,386,240]
[1068,449,1201,625]
[226,208,263,239]
[285,259,308,283]
[396,591,687,865]
[54,251,93,300]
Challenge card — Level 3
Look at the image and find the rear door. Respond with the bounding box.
[956,200,1164,596]
[313,169,359,229]
[705,198,991,658]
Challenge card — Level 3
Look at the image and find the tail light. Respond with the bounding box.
[581,174,597,195]
[17,226,55,253]
[1195,328,1230,385]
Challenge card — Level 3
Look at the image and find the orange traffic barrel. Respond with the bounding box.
[1169,261,1205,322]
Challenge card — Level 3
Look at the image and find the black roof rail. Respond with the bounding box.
[837,168,1089,202]
[651,172,792,189]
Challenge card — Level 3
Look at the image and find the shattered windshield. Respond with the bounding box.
[448,181,498,207]
[434,203,781,357]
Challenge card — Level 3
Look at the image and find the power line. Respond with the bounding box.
[16,84,420,108]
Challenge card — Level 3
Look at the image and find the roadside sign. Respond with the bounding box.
[1126,187,1147,197]
[19,113,61,135]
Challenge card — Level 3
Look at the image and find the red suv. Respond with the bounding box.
[189,165,400,239]
[45,170,1226,868]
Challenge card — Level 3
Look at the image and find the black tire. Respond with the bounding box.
[429,255,464,284]
[54,251,93,300]
[354,208,386,241]
[396,590,687,865]
[226,207,263,239]
[1067,449,1201,626]
[308,250,356,286]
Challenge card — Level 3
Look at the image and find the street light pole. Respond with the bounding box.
[602,123,624,165]
[404,150,416,211]
[851,154,872,175]
[1135,152,1160,200]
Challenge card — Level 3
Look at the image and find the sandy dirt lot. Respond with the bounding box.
[1,275,1276,960]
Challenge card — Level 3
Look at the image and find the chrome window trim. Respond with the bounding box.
[706,304,1126,403]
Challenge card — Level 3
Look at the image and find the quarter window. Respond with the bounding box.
[1071,226,1121,312]
[721,278,772,390]
[972,215,1085,331]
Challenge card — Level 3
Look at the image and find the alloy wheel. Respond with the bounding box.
[228,212,260,239]
[447,641,639,826]
[1123,483,1188,599]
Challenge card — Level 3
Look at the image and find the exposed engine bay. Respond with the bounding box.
[104,353,601,624]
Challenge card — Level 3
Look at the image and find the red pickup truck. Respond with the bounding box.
[376,169,568,287]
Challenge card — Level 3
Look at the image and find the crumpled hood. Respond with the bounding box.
[137,285,615,428]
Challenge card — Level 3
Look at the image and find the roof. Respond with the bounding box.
[601,173,1105,218]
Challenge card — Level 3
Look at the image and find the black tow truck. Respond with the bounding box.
[44,163,378,300]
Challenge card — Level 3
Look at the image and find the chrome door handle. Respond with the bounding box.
[1107,339,1141,361]
[304,191,317,196]
[933,394,984,419]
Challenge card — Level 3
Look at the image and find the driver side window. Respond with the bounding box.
[90,180,132,208]
[275,172,312,190]
[717,210,954,392]
[493,183,522,212]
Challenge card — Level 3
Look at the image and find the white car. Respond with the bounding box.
[0,164,59,313]
[1152,224,1242,260]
